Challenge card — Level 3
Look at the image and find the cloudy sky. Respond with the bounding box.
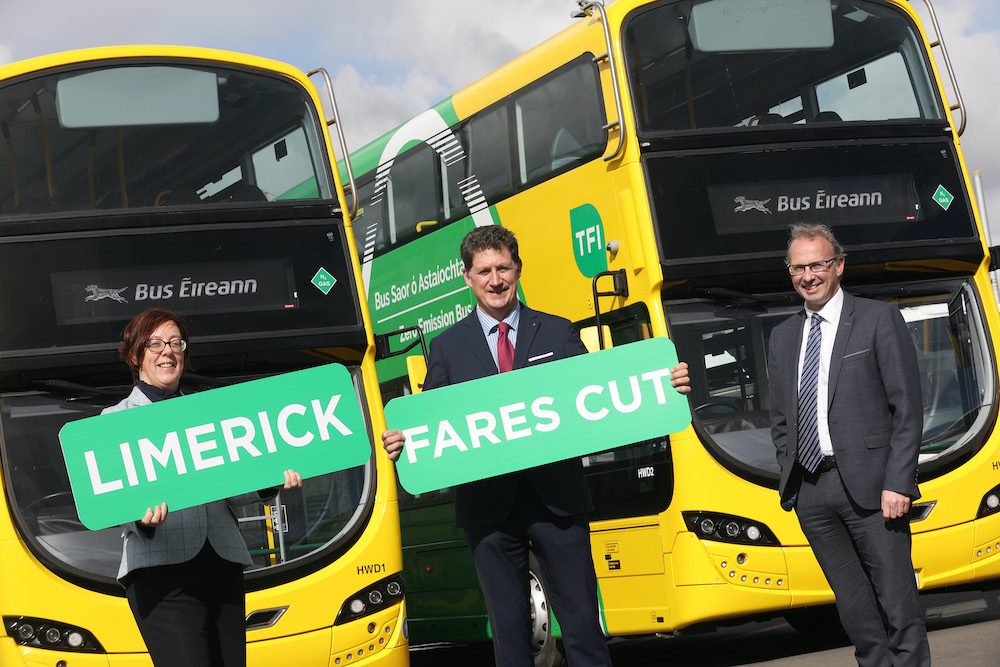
[2,0,999,237]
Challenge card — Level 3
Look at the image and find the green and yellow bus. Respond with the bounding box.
[349,0,1000,662]
[0,46,407,666]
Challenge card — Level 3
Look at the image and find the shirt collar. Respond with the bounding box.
[805,286,844,325]
[476,301,521,336]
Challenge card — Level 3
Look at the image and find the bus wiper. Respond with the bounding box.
[692,287,793,305]
[32,379,120,398]
[182,372,237,389]
[850,285,954,300]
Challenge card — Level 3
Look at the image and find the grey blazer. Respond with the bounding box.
[769,292,923,511]
[104,386,271,581]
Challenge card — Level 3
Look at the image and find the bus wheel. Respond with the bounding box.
[528,551,565,667]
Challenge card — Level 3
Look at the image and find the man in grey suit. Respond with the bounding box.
[768,224,930,665]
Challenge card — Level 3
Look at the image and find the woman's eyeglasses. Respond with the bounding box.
[144,338,187,352]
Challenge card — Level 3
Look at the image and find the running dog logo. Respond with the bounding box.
[733,196,772,214]
[84,284,129,304]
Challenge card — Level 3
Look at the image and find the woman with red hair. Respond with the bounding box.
[106,308,301,667]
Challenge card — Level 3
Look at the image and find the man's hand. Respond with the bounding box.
[670,361,692,394]
[382,429,405,462]
[140,502,168,526]
[881,490,911,521]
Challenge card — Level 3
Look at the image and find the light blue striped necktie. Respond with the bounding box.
[797,313,824,473]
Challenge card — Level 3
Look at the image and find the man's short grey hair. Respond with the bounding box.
[786,223,846,263]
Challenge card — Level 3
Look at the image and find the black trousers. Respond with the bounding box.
[125,541,247,667]
[465,479,612,667]
[796,467,930,666]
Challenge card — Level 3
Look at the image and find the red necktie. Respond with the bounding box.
[497,322,514,373]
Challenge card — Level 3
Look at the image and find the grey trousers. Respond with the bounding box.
[796,467,930,667]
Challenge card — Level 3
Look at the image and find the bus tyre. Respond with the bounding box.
[528,551,565,667]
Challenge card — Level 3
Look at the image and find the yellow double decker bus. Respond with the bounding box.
[0,47,407,666]
[347,0,1000,661]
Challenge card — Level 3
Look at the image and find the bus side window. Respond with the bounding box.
[456,106,513,206]
[386,142,439,249]
[515,56,605,186]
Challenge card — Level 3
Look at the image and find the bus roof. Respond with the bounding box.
[0,45,306,84]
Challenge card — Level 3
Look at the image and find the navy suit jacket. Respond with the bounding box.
[769,291,923,511]
[423,304,592,528]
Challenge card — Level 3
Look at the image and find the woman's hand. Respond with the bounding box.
[139,502,168,526]
[283,469,303,489]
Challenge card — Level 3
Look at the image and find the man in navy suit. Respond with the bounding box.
[383,225,691,666]
[769,224,929,665]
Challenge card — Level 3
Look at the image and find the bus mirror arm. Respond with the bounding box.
[307,67,358,219]
[574,1,628,162]
[374,326,428,363]
[989,246,1000,272]
[591,269,629,351]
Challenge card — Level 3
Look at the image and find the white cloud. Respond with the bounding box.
[0,43,14,68]
[329,64,449,151]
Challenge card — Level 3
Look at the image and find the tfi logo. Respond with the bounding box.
[570,204,607,278]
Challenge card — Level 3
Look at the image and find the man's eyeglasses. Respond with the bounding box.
[786,257,838,276]
[144,338,187,352]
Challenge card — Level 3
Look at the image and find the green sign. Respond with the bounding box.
[570,203,608,278]
[311,267,338,295]
[59,365,372,530]
[933,185,954,211]
[385,338,690,494]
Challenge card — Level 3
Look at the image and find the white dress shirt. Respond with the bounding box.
[796,287,844,457]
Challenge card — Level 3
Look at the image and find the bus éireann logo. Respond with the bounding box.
[570,204,607,278]
[734,196,772,214]
[85,285,129,303]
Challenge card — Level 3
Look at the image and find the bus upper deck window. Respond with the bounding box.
[625,0,942,133]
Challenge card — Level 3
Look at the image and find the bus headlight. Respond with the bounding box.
[977,483,1000,518]
[682,511,780,546]
[335,573,405,625]
[3,616,103,653]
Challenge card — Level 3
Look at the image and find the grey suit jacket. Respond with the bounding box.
[769,291,923,511]
[104,386,270,581]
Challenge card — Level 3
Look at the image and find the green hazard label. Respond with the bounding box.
[932,185,954,211]
[59,365,371,530]
[570,204,608,278]
[385,338,691,494]
[311,267,337,295]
